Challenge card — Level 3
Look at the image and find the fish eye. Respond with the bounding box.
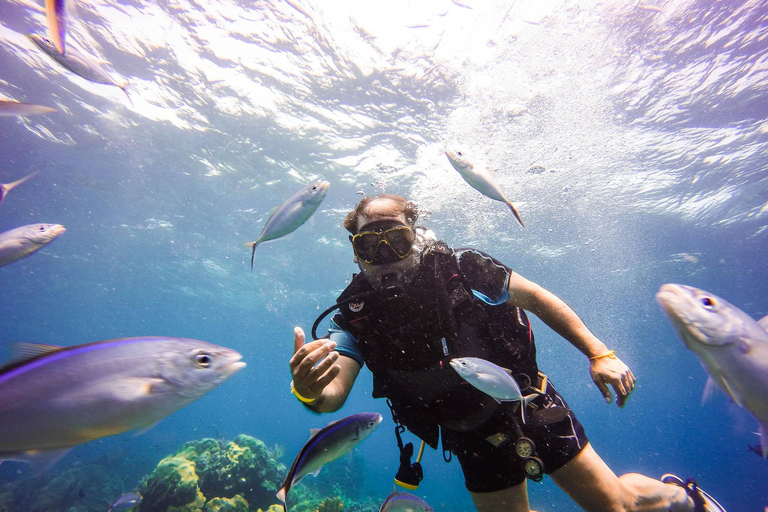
[38,226,46,232]
[195,352,212,367]
[700,296,717,310]
[457,151,463,156]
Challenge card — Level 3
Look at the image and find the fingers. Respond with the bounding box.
[293,326,305,354]
[594,377,613,405]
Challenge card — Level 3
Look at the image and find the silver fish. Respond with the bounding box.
[0,223,65,268]
[0,100,57,117]
[656,284,768,458]
[0,171,38,205]
[276,412,382,511]
[445,149,524,227]
[379,487,434,512]
[245,180,329,270]
[107,491,142,512]
[28,34,132,105]
[0,337,245,466]
[45,0,67,54]
[450,357,537,423]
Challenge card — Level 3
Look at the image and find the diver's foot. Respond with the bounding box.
[661,474,726,512]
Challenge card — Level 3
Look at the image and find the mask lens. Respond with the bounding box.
[353,232,381,262]
[384,227,414,257]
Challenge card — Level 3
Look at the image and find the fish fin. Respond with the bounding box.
[505,201,525,228]
[720,377,744,407]
[0,447,71,474]
[760,423,768,459]
[308,428,322,440]
[276,488,286,503]
[109,377,168,401]
[310,467,322,477]
[244,241,260,270]
[758,315,768,332]
[2,171,39,193]
[702,377,718,404]
[120,84,134,107]
[9,342,63,364]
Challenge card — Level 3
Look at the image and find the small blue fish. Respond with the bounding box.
[0,337,245,467]
[0,171,38,206]
[28,35,132,105]
[0,101,57,117]
[449,357,538,423]
[245,180,329,269]
[107,492,142,512]
[379,487,434,512]
[277,412,382,511]
[445,149,524,227]
[0,223,65,268]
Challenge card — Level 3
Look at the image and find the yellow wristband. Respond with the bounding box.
[290,381,317,404]
[589,350,616,361]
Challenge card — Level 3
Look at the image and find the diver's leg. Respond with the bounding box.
[549,443,693,512]
[470,480,531,512]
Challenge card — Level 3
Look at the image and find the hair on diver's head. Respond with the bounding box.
[343,194,419,234]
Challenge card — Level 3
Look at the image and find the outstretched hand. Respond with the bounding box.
[590,354,636,408]
[289,327,340,402]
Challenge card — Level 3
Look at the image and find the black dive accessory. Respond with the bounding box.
[389,399,425,490]
[311,284,405,340]
[350,224,415,264]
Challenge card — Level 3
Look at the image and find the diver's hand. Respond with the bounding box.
[590,354,636,408]
[289,326,341,402]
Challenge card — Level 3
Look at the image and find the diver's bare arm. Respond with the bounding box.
[506,272,636,406]
[506,272,607,356]
[304,356,361,413]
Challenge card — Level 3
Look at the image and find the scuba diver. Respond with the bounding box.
[288,194,726,512]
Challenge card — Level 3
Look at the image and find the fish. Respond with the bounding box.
[245,180,329,270]
[0,223,66,268]
[0,100,57,117]
[656,284,768,458]
[45,0,67,54]
[379,487,434,512]
[445,149,525,227]
[0,171,38,205]
[0,337,245,467]
[277,412,382,511]
[107,491,142,512]
[28,35,132,105]
[449,357,538,423]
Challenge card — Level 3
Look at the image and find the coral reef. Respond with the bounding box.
[316,496,343,512]
[137,435,285,512]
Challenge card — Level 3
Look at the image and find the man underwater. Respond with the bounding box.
[289,194,725,512]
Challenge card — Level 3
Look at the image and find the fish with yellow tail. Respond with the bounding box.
[0,337,245,469]
[656,284,768,458]
[445,149,524,227]
[277,412,382,511]
[28,35,133,106]
[245,180,329,270]
[0,171,38,206]
[0,223,65,268]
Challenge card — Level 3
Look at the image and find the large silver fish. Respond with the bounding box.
[445,149,525,227]
[656,284,768,458]
[379,487,434,512]
[0,223,65,268]
[245,180,329,270]
[277,412,382,511]
[28,34,132,105]
[0,100,57,117]
[0,171,38,205]
[0,337,245,466]
[450,357,537,423]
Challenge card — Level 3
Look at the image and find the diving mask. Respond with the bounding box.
[350,223,415,265]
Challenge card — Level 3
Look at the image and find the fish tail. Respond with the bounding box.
[506,201,525,228]
[244,241,259,270]
[5,171,39,192]
[120,84,134,107]
[276,488,288,511]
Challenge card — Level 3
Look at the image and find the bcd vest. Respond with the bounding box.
[333,245,538,448]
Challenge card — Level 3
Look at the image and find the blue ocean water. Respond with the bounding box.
[1,0,767,511]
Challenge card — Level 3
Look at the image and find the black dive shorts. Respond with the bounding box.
[441,379,588,493]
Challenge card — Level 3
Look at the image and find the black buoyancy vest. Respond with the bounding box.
[333,245,538,448]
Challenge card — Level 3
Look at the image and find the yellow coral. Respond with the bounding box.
[316,496,343,512]
[255,505,284,512]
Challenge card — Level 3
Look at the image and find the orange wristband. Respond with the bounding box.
[589,350,616,361]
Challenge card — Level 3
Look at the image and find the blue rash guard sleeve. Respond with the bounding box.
[454,248,512,305]
[327,318,365,366]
